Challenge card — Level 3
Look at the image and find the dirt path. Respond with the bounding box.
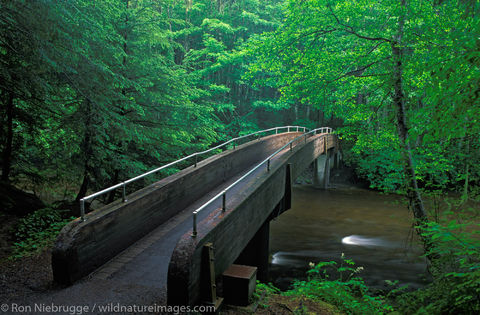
[0,213,17,261]
[0,249,54,303]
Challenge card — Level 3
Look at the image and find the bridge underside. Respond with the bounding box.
[167,133,338,306]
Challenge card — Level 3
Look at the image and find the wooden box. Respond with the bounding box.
[222,264,257,306]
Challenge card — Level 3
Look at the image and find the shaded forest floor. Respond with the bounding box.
[0,248,53,303]
[221,295,342,315]
[0,211,55,303]
[0,213,17,260]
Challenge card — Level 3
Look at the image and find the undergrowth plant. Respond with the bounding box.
[285,254,393,315]
[11,207,74,258]
[394,221,480,314]
[251,281,281,308]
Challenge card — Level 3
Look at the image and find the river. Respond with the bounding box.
[269,185,430,290]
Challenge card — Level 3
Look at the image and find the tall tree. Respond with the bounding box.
[248,0,480,256]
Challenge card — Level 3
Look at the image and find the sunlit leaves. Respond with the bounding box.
[249,0,480,195]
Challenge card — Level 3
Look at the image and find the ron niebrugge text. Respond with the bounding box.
[3,303,215,314]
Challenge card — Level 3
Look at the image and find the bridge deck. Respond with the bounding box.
[17,136,301,307]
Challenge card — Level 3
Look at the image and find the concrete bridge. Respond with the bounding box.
[51,126,340,307]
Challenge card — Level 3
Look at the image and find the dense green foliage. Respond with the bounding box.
[12,208,73,258]
[393,221,480,314]
[0,0,285,206]
[248,0,480,197]
[3,1,477,204]
[253,257,393,314]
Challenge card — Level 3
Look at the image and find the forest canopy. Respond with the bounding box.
[0,0,478,209]
[0,0,285,205]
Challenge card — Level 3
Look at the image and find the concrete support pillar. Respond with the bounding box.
[313,154,332,188]
[333,151,342,169]
[313,158,321,186]
[323,150,331,189]
[234,220,270,282]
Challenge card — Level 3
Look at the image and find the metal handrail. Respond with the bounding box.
[191,126,333,236]
[79,125,310,221]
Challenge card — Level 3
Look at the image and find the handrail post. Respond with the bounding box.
[296,126,299,132]
[275,127,278,134]
[122,182,127,202]
[194,154,198,167]
[288,126,290,132]
[290,143,293,151]
[80,199,85,222]
[267,159,270,171]
[222,193,226,212]
[192,213,197,237]
[233,140,236,149]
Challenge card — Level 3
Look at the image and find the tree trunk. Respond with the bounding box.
[76,167,90,202]
[122,0,129,97]
[75,99,93,201]
[463,137,470,202]
[2,92,14,182]
[392,0,434,259]
[392,42,428,221]
[107,169,120,203]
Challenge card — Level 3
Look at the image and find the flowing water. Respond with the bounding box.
[269,185,430,290]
